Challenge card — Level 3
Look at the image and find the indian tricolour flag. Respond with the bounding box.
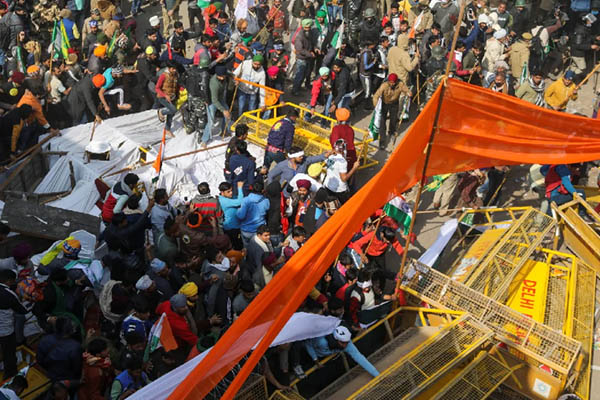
[368,98,382,140]
[145,313,178,361]
[152,127,167,183]
[383,196,412,235]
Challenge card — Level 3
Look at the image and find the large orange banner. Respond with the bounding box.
[169,79,600,399]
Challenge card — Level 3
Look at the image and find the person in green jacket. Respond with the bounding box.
[515,69,546,107]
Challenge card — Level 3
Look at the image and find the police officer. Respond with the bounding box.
[183,58,211,144]
[422,45,446,109]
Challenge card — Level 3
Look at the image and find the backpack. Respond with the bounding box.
[529,28,545,71]
[184,67,205,97]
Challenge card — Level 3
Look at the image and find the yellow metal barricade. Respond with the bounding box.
[461,208,556,302]
[552,193,600,274]
[234,374,268,400]
[432,350,523,400]
[230,102,378,170]
[400,260,582,378]
[348,314,494,400]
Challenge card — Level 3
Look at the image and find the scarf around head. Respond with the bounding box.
[528,76,546,107]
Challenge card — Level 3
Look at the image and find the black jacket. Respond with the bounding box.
[571,24,592,58]
[333,64,354,105]
[66,75,100,122]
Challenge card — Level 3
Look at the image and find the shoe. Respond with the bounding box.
[401,113,410,120]
[157,110,166,122]
[293,365,306,379]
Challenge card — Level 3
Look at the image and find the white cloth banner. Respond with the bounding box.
[129,312,341,400]
[417,218,458,267]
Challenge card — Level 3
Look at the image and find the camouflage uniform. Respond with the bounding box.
[182,65,210,137]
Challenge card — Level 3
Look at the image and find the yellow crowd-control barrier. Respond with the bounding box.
[552,193,600,274]
[348,314,494,400]
[461,208,556,302]
[400,260,582,378]
[231,102,378,170]
[234,374,268,400]
[432,349,523,400]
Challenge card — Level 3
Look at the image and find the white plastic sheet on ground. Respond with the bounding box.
[129,312,341,400]
[33,110,263,215]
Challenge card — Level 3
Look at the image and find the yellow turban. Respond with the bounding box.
[179,282,198,298]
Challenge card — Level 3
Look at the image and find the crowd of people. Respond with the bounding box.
[1,0,600,397]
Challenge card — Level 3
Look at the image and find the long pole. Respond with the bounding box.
[1,130,61,171]
[103,143,228,178]
[252,5,282,42]
[395,0,466,288]
[575,62,600,90]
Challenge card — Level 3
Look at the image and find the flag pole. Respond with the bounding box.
[394,0,466,292]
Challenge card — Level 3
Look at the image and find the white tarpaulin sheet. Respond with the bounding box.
[130,312,340,400]
[33,110,263,215]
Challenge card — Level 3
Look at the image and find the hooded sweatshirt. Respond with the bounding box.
[236,193,270,233]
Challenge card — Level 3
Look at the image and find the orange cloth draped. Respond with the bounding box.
[168,79,600,400]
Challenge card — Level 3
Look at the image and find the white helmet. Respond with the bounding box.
[333,326,352,343]
[477,14,490,25]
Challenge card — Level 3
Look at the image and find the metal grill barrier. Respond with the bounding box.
[348,314,494,400]
[234,374,268,400]
[462,208,556,301]
[432,350,522,400]
[400,260,582,377]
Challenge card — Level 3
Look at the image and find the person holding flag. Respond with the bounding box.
[371,73,410,150]
[509,32,532,86]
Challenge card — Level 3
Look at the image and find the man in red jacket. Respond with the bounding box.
[349,226,403,281]
[155,294,197,349]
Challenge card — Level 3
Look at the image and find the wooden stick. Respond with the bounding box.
[252,5,282,44]
[222,84,239,138]
[416,72,420,105]
[575,62,600,90]
[360,214,385,268]
[89,119,98,142]
[1,130,61,171]
[233,76,284,95]
[103,143,229,178]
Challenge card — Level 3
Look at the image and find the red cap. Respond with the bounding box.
[11,71,25,84]
[388,73,398,83]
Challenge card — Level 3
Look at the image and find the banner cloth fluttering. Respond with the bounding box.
[165,79,600,399]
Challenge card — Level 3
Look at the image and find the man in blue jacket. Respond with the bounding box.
[218,181,245,250]
[300,325,379,378]
[236,181,270,248]
[229,140,256,196]
[264,109,299,168]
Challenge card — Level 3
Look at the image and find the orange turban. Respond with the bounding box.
[335,107,350,122]
[26,65,40,75]
[92,74,106,88]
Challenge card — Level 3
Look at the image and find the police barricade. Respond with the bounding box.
[231,102,378,170]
